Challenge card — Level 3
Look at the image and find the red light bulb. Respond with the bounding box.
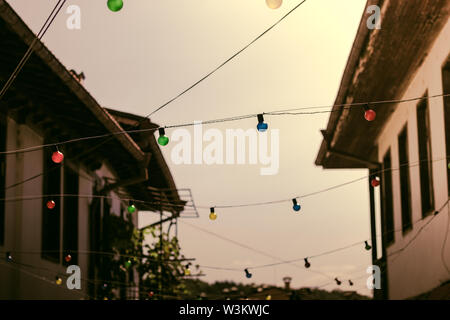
[371,178,380,187]
[47,200,56,210]
[52,151,64,164]
[364,109,376,121]
[65,254,72,263]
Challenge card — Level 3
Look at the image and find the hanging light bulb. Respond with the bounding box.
[6,252,12,262]
[363,104,376,121]
[244,268,252,279]
[349,280,354,286]
[364,241,372,251]
[55,277,63,285]
[292,199,301,212]
[127,202,136,214]
[304,258,311,269]
[51,149,64,164]
[185,263,192,276]
[158,128,169,146]
[209,207,217,221]
[266,0,283,9]
[64,254,72,263]
[371,177,380,187]
[256,114,268,132]
[46,200,56,210]
[148,291,154,298]
[124,259,132,268]
[448,162,450,170]
[266,295,272,300]
[334,278,342,285]
[107,0,123,12]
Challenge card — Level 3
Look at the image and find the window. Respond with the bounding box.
[42,145,62,262]
[382,150,394,244]
[398,126,413,232]
[0,118,6,246]
[443,58,450,196]
[417,96,435,216]
[63,166,79,265]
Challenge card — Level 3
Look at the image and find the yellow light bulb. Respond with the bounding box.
[266,0,282,9]
[185,269,191,276]
[209,212,217,221]
[55,277,63,285]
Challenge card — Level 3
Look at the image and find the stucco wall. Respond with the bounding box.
[0,117,127,299]
[377,18,450,299]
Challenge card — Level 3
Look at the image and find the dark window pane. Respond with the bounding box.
[42,145,61,262]
[417,96,434,216]
[398,127,412,232]
[443,59,450,197]
[63,166,79,265]
[382,150,394,244]
[0,118,6,246]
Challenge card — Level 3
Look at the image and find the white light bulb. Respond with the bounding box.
[266,0,283,9]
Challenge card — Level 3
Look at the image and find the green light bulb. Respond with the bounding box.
[158,135,169,146]
[107,0,123,12]
[124,259,132,268]
[158,128,169,146]
[127,204,136,214]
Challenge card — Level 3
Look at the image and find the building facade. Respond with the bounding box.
[316,0,450,299]
[0,0,182,299]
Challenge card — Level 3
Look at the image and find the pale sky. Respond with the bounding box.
[8,0,374,296]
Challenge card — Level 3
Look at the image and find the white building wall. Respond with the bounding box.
[0,117,128,299]
[377,17,450,299]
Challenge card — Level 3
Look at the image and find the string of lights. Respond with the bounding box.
[2,93,449,156]
[181,198,450,277]
[202,155,449,212]
[0,0,67,101]
[0,193,191,210]
[1,154,448,227]
[1,249,195,265]
[0,156,447,279]
[3,198,447,297]
[0,250,369,300]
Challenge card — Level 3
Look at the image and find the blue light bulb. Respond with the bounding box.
[256,114,268,132]
[292,199,301,212]
[257,122,268,132]
[245,268,252,279]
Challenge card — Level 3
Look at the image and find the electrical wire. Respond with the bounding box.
[144,0,309,118]
[0,193,192,209]
[203,154,449,209]
[2,93,449,156]
[0,0,67,101]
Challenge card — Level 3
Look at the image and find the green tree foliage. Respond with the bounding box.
[99,213,189,300]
